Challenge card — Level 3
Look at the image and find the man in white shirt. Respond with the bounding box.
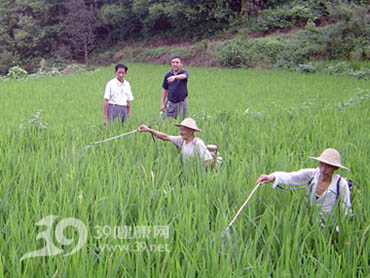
[137,118,213,167]
[104,64,134,125]
[257,148,352,225]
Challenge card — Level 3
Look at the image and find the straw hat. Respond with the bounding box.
[308,148,349,171]
[174,118,202,132]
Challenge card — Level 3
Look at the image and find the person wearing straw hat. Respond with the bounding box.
[137,118,213,166]
[256,148,352,223]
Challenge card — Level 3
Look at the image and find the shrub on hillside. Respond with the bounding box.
[170,47,194,60]
[0,50,20,75]
[314,61,370,79]
[6,66,28,79]
[248,38,286,67]
[254,4,315,32]
[140,47,170,60]
[214,38,251,68]
[216,16,370,70]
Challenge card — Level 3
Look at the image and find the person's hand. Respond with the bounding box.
[160,103,166,112]
[256,174,275,184]
[137,125,149,132]
[104,117,108,125]
[167,76,176,83]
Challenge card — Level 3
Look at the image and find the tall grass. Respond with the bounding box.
[0,64,369,277]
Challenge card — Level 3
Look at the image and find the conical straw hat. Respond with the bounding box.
[308,148,349,171]
[174,118,202,132]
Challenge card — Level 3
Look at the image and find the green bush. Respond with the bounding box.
[95,51,115,66]
[250,2,318,33]
[170,47,194,60]
[6,66,28,79]
[248,38,286,67]
[214,38,251,68]
[216,12,370,71]
[140,46,170,60]
[0,50,20,76]
[297,64,316,73]
[313,60,370,79]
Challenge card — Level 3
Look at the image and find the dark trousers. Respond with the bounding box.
[166,99,187,120]
[108,104,128,124]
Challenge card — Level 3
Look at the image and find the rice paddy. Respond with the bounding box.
[0,63,369,277]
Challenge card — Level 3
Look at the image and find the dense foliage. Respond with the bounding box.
[0,0,368,74]
[215,14,370,70]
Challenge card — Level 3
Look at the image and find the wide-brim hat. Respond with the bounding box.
[308,148,349,171]
[174,118,202,132]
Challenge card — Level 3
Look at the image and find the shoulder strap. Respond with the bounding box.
[306,177,315,198]
[336,176,341,201]
[307,177,314,185]
[307,177,314,189]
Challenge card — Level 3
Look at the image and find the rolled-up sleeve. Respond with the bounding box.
[126,83,134,101]
[104,81,111,100]
[168,136,183,148]
[271,168,317,189]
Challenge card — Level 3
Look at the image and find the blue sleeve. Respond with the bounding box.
[162,73,169,89]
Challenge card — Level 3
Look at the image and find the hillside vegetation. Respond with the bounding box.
[0,0,369,76]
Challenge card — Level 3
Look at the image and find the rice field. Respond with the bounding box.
[0,63,369,277]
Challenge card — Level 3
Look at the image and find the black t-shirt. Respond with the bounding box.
[162,69,189,103]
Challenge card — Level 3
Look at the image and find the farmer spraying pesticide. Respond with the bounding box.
[138,118,216,168]
[257,148,352,228]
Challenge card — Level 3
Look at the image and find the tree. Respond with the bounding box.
[59,0,102,65]
[100,0,143,42]
[0,0,61,74]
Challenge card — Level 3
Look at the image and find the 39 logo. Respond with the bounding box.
[20,215,88,261]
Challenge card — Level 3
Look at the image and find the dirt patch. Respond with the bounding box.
[249,24,307,39]
[61,64,84,74]
[153,52,171,64]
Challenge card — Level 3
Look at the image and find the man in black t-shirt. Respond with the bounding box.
[160,56,189,120]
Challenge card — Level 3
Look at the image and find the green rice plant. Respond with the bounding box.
[0,63,369,277]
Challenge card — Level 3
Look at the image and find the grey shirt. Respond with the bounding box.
[168,136,213,162]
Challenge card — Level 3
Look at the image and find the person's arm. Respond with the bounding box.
[137,125,170,141]
[257,168,316,188]
[103,99,109,125]
[167,74,188,83]
[126,82,133,117]
[161,88,168,112]
[103,81,111,125]
[256,174,276,184]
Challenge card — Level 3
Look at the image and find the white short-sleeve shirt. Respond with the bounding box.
[104,78,134,106]
[168,136,213,162]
